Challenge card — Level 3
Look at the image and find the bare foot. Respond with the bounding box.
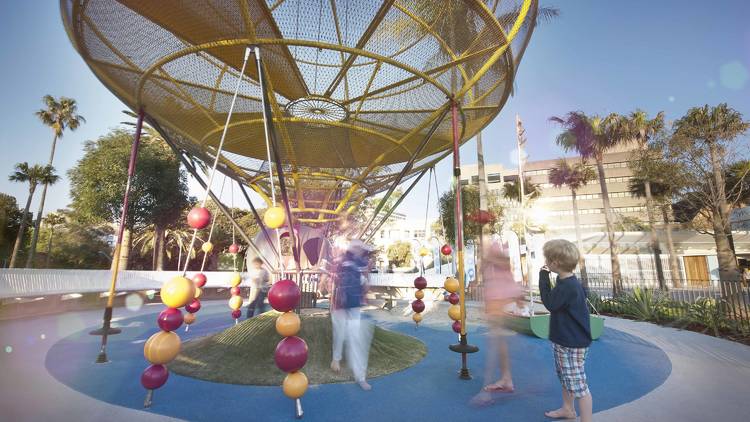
[330,360,341,373]
[544,408,577,420]
[469,391,495,407]
[357,380,372,391]
[482,380,515,393]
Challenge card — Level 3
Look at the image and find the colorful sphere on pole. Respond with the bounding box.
[412,313,423,323]
[230,272,242,287]
[448,304,462,321]
[141,364,169,390]
[411,299,425,313]
[414,289,424,300]
[143,331,181,364]
[201,242,214,253]
[229,295,244,310]
[418,246,429,257]
[444,277,459,294]
[274,336,309,373]
[161,276,196,308]
[441,244,452,256]
[282,371,309,399]
[231,309,242,319]
[194,287,203,298]
[413,276,427,290]
[276,311,301,337]
[228,243,240,254]
[185,298,201,314]
[157,308,183,332]
[452,321,462,333]
[268,279,301,312]
[193,273,207,288]
[448,292,460,305]
[263,206,286,229]
[183,313,196,325]
[230,286,241,296]
[187,207,212,229]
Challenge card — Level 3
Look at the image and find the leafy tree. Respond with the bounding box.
[68,129,189,270]
[42,212,66,267]
[0,193,23,264]
[27,95,85,267]
[551,112,631,294]
[549,159,596,285]
[44,211,112,269]
[439,185,502,245]
[669,104,750,282]
[387,240,413,268]
[8,163,58,268]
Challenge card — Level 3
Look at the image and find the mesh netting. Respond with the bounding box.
[62,0,537,223]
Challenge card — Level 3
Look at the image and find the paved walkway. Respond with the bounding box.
[0,299,748,421]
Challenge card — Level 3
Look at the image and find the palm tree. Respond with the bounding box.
[8,163,59,268]
[672,104,750,282]
[502,177,541,203]
[27,96,85,267]
[43,212,66,267]
[548,159,596,286]
[625,110,669,289]
[550,112,630,294]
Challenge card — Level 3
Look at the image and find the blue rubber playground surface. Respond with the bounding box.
[41,302,670,422]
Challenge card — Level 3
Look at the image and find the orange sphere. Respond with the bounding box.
[194,287,203,299]
[161,276,196,308]
[444,277,459,294]
[229,295,243,310]
[412,313,423,323]
[230,272,242,287]
[282,371,308,399]
[414,290,424,300]
[264,206,286,229]
[183,313,196,325]
[448,304,462,321]
[276,311,301,337]
[143,330,181,364]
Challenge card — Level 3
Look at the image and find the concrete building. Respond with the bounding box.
[460,143,649,233]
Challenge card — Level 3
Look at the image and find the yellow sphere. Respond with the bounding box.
[201,242,213,253]
[276,311,301,337]
[414,290,424,300]
[264,206,286,229]
[230,272,242,287]
[444,277,459,294]
[282,371,309,399]
[183,313,196,325]
[229,295,243,310]
[143,330,181,364]
[194,287,203,299]
[161,276,196,308]
[448,304,462,321]
[418,247,429,257]
[412,313,423,323]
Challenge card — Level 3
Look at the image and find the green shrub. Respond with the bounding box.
[615,288,669,322]
[676,297,734,337]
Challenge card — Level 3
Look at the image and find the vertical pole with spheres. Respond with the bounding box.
[447,100,478,379]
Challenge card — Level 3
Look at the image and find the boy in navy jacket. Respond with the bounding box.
[539,239,592,421]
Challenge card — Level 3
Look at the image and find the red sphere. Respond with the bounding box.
[185,298,201,314]
[441,244,452,256]
[268,279,301,312]
[231,309,242,319]
[448,292,460,305]
[141,364,169,390]
[193,273,207,288]
[452,321,461,333]
[411,299,425,313]
[230,286,241,296]
[228,243,240,254]
[187,207,212,229]
[274,336,308,373]
[157,307,183,332]
[413,276,427,290]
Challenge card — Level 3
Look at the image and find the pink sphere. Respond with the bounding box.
[274,336,308,373]
[231,309,242,319]
[141,364,169,390]
[413,276,427,290]
[441,244,452,256]
[193,273,207,288]
[452,321,461,333]
[448,292,460,305]
[228,243,240,254]
[268,279,301,312]
[187,207,212,229]
[157,307,183,332]
[230,286,241,296]
[185,298,201,314]
[411,299,425,313]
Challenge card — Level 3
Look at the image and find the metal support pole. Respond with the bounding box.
[363,168,430,243]
[447,100,478,378]
[91,109,143,363]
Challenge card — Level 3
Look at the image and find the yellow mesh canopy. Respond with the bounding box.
[62,0,537,223]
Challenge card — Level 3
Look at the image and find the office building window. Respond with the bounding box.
[471,175,479,184]
[380,230,386,239]
[487,173,502,183]
[414,230,426,238]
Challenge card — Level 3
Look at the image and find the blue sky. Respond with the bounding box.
[1,0,749,222]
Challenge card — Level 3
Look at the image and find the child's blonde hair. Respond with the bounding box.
[543,239,580,272]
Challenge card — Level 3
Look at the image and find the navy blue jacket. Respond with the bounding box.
[539,270,592,348]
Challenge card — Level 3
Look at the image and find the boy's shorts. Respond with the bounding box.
[553,343,590,398]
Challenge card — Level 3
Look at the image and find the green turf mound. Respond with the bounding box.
[169,311,427,385]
